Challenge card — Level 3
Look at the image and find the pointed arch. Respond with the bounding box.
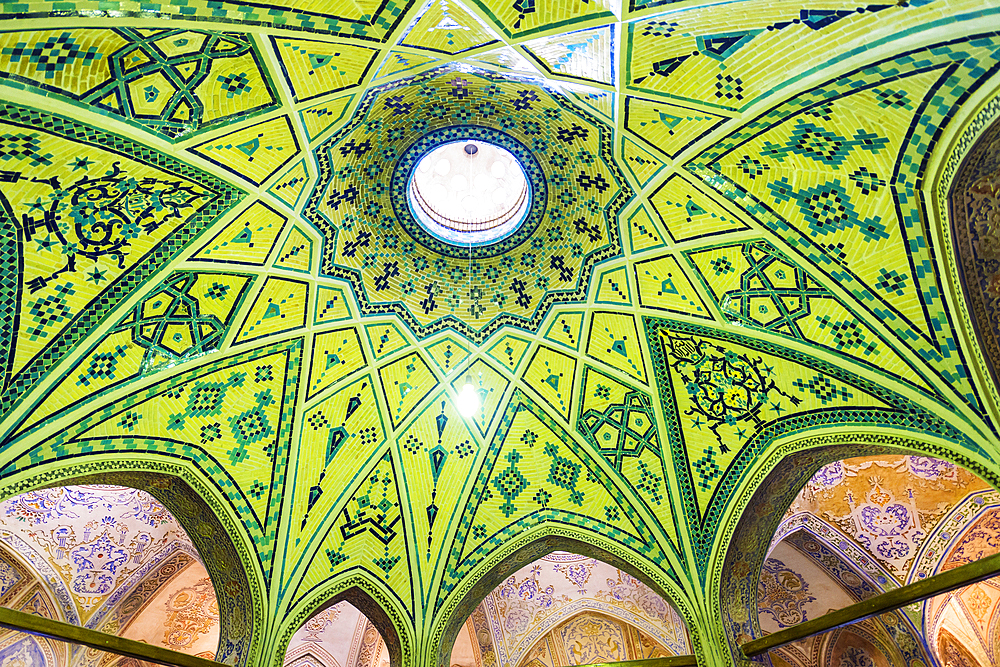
[277,573,412,667]
[712,431,1000,663]
[0,456,264,667]
[429,526,700,667]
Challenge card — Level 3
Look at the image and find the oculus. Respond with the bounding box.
[408,140,531,247]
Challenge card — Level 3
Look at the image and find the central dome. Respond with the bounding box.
[409,140,530,246]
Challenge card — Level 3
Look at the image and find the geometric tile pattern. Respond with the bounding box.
[0,5,998,666]
[0,29,278,140]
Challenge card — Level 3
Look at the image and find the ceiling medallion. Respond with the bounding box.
[305,67,632,343]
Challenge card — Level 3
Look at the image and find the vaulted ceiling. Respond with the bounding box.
[0,0,998,665]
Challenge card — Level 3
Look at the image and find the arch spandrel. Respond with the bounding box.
[0,464,264,667]
[713,436,1000,665]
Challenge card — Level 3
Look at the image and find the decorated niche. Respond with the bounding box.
[949,114,1000,393]
[0,485,223,667]
[449,551,690,667]
[283,602,389,667]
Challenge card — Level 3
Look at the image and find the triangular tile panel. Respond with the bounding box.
[451,359,509,437]
[624,205,667,254]
[465,46,536,72]
[191,115,300,187]
[274,226,314,274]
[649,174,749,243]
[365,322,410,360]
[624,97,727,159]
[439,390,669,605]
[375,51,440,80]
[568,89,614,123]
[522,25,614,86]
[308,327,367,400]
[235,277,309,345]
[267,159,310,211]
[621,136,667,189]
[379,352,439,429]
[315,286,354,324]
[193,202,288,266]
[543,312,585,352]
[685,240,931,393]
[587,312,647,384]
[289,375,386,563]
[399,0,500,54]
[634,255,712,319]
[595,266,632,305]
[486,334,532,372]
[300,94,356,143]
[272,38,379,103]
[521,345,576,421]
[426,336,472,375]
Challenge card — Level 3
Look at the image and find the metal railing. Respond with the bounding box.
[409,179,528,233]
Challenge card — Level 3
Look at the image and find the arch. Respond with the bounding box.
[712,432,1000,664]
[430,527,700,667]
[276,574,411,667]
[0,457,263,667]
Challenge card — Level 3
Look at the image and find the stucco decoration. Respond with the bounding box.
[473,552,688,666]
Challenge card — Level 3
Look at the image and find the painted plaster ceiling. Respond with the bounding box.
[0,0,998,664]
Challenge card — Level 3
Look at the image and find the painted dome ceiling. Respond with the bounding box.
[0,0,998,665]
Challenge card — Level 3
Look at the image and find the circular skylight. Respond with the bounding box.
[408,140,531,246]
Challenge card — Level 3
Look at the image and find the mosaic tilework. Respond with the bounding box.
[304,67,632,344]
[522,344,577,421]
[0,29,277,140]
[426,336,471,375]
[685,239,933,393]
[620,136,668,189]
[624,205,668,254]
[624,97,727,160]
[10,339,302,591]
[645,316,972,572]
[300,94,357,144]
[587,312,646,384]
[633,254,711,319]
[285,375,386,578]
[275,227,314,274]
[595,266,632,306]
[272,39,379,104]
[378,351,439,429]
[688,34,1000,416]
[649,174,749,243]
[439,389,672,606]
[522,25,614,87]
[376,51,440,80]
[486,333,533,372]
[268,160,311,211]
[314,286,353,324]
[191,115,300,187]
[543,311,585,352]
[624,0,990,110]
[307,327,367,400]
[192,202,287,266]
[395,390,483,598]
[19,270,253,431]
[451,359,508,437]
[293,449,413,617]
[462,0,615,40]
[364,322,411,360]
[0,102,242,428]
[235,277,309,345]
[398,0,500,55]
[949,115,1000,394]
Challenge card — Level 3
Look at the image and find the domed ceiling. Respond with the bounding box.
[0,1,998,665]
